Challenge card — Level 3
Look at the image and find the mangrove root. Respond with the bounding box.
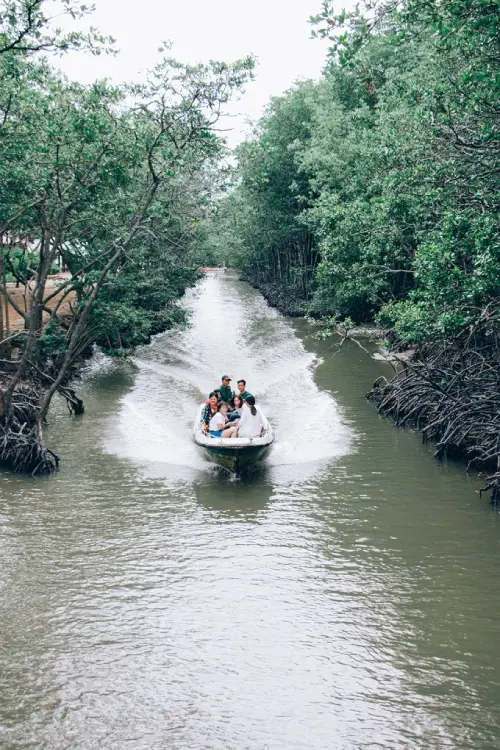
[367,320,500,503]
[0,384,59,474]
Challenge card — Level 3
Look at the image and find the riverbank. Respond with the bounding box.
[240,274,500,503]
[0,261,201,474]
[242,278,309,317]
[367,330,500,503]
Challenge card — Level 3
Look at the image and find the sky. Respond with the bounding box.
[57,0,331,146]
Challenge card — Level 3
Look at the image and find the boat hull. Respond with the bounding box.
[197,442,271,472]
[193,404,274,473]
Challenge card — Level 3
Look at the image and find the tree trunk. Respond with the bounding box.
[0,247,4,352]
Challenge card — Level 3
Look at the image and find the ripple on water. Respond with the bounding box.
[1,275,500,750]
[105,274,353,482]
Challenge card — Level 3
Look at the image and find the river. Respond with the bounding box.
[1,273,500,750]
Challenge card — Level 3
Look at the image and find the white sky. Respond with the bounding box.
[57,0,331,146]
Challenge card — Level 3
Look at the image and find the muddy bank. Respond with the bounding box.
[241,277,309,317]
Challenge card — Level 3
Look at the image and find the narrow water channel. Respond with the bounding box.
[1,274,500,750]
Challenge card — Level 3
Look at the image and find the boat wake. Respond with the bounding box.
[105,274,354,484]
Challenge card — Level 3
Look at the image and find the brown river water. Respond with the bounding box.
[1,273,500,749]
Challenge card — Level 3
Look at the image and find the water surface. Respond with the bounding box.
[1,274,500,750]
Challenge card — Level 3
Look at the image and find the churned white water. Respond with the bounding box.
[108,273,353,481]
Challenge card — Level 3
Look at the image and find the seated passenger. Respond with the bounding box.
[204,388,221,406]
[227,394,243,423]
[201,391,219,433]
[236,379,252,400]
[209,403,238,438]
[236,395,264,438]
[217,376,233,404]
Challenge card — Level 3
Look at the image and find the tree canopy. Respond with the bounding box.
[0,2,254,472]
[220,0,499,338]
[216,0,499,497]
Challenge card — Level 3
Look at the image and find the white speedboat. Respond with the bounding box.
[193,404,275,472]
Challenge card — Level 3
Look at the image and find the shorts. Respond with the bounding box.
[210,430,223,438]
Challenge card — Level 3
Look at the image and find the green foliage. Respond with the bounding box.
[378,213,500,340]
[0,23,254,384]
[218,0,500,343]
[0,0,116,55]
[89,254,202,353]
[216,82,318,305]
[34,321,67,359]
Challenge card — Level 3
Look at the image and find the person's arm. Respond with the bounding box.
[258,408,266,436]
[200,404,210,431]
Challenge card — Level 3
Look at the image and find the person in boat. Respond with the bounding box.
[236,395,264,438]
[218,376,233,404]
[209,402,238,438]
[204,389,221,406]
[227,393,244,423]
[200,391,219,432]
[236,379,252,400]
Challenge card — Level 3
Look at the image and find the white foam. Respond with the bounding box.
[106,274,354,479]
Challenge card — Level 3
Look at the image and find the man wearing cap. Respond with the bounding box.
[218,376,234,404]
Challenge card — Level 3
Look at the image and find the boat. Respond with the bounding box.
[193,404,275,472]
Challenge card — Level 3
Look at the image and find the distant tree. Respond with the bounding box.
[217,82,318,311]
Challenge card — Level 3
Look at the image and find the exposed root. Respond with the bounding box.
[0,353,84,473]
[368,319,500,503]
[27,360,85,415]
[479,471,500,506]
[60,387,84,415]
[0,383,59,474]
[0,424,59,474]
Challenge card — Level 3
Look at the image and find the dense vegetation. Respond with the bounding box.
[0,0,253,472]
[218,0,500,499]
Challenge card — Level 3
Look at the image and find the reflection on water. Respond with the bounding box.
[1,274,500,750]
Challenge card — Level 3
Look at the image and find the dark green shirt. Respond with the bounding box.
[239,390,252,401]
[219,384,234,403]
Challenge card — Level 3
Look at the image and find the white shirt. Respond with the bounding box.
[209,411,225,431]
[238,404,263,438]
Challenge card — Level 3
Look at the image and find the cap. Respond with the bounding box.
[221,375,232,381]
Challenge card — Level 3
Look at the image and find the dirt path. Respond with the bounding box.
[4,273,77,332]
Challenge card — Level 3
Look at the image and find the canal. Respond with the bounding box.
[1,273,500,749]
